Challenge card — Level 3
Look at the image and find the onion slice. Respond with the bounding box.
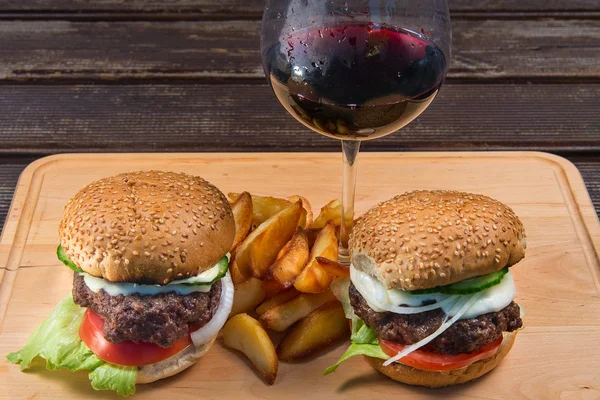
[383,295,459,315]
[382,292,483,366]
[190,270,234,347]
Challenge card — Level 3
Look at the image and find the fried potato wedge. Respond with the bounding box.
[234,201,304,279]
[222,313,278,385]
[262,279,286,298]
[229,256,248,285]
[229,278,266,318]
[310,221,339,261]
[293,260,332,293]
[310,199,350,230]
[259,290,336,332]
[277,302,349,362]
[229,193,292,229]
[256,288,300,315]
[230,191,253,251]
[269,228,310,288]
[293,222,339,293]
[288,195,313,227]
[316,256,349,278]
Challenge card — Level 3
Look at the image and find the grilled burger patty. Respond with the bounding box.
[73,273,222,348]
[349,283,522,355]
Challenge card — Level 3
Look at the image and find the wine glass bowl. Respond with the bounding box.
[261,0,451,262]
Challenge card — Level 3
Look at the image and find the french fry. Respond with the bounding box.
[229,278,266,318]
[259,290,336,332]
[222,314,278,385]
[288,195,313,227]
[277,302,349,362]
[229,193,292,229]
[256,288,300,315]
[293,221,339,293]
[316,256,349,278]
[269,228,310,288]
[234,201,304,279]
[230,191,253,251]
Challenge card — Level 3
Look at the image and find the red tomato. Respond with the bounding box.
[80,309,192,366]
[379,336,502,371]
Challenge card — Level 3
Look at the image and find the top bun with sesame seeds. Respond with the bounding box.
[349,190,526,291]
[59,170,235,285]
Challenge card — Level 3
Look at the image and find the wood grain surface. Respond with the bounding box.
[0,19,598,81]
[0,152,599,399]
[0,84,598,154]
[2,0,599,13]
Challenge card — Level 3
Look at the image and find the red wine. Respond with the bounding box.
[264,23,448,140]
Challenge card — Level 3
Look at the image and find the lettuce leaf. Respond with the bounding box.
[323,317,388,375]
[7,295,137,396]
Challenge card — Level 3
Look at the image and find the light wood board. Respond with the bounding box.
[1,152,599,399]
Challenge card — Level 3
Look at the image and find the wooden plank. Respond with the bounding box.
[0,154,598,236]
[2,0,598,13]
[0,83,598,154]
[0,152,599,398]
[0,19,598,81]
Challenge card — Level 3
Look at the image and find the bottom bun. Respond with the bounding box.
[136,337,216,384]
[365,330,518,388]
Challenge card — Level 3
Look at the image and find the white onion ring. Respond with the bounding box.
[383,292,483,366]
[190,270,234,347]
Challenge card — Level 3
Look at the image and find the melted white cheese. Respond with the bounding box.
[350,266,515,319]
[82,257,227,296]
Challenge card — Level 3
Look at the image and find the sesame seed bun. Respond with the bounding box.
[59,171,235,284]
[364,330,518,387]
[136,337,216,384]
[349,190,526,291]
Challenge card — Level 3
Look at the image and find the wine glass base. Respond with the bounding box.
[338,247,351,266]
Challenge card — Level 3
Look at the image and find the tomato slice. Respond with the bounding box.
[80,309,192,366]
[379,336,502,371]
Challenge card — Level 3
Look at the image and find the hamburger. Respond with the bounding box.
[8,171,235,395]
[326,190,526,387]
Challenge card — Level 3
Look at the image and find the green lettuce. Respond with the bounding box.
[323,318,388,375]
[7,295,137,396]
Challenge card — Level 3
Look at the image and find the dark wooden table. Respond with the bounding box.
[1,1,599,231]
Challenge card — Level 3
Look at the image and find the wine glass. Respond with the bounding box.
[261,0,451,264]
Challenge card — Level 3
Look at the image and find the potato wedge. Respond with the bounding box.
[293,260,332,293]
[229,193,292,229]
[256,288,300,315]
[234,201,304,279]
[293,222,339,293]
[229,254,249,285]
[310,221,339,261]
[316,256,349,278]
[222,313,278,385]
[277,302,349,362]
[259,290,336,332]
[229,278,266,318]
[230,191,253,251]
[269,228,310,288]
[262,278,286,298]
[288,195,313,227]
[310,199,351,230]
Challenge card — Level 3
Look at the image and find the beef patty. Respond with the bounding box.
[73,273,222,348]
[349,283,522,354]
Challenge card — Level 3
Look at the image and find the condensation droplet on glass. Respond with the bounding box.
[342,1,349,11]
[276,11,282,19]
[397,72,402,78]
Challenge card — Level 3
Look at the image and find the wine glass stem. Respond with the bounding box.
[338,139,361,266]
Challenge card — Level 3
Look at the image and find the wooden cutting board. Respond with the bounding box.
[1,152,599,399]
